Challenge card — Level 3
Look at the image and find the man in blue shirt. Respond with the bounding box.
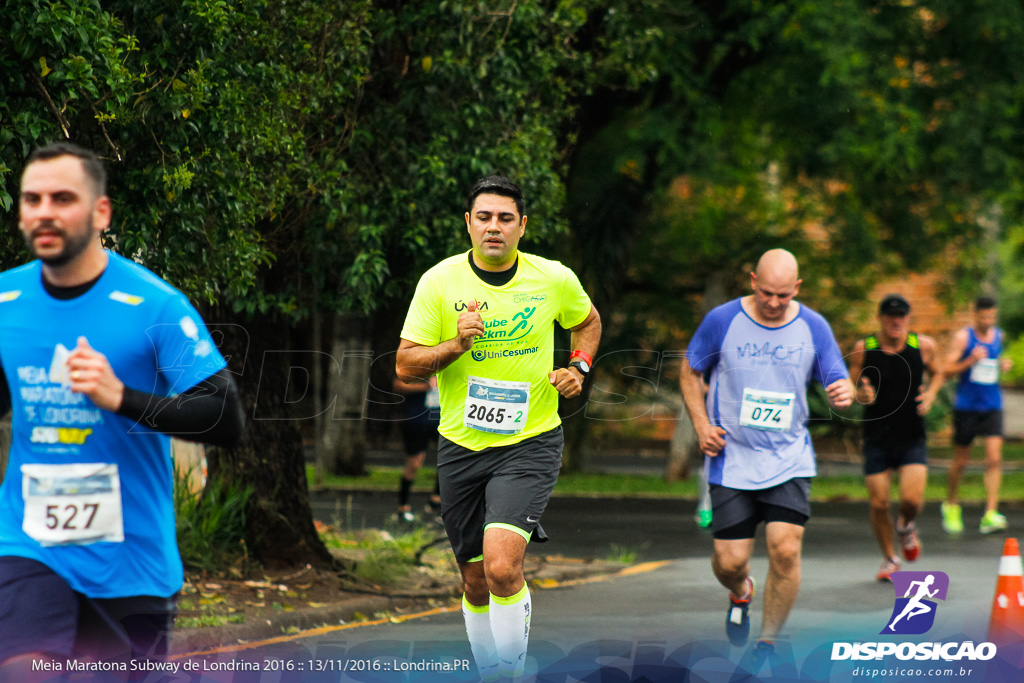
[680,249,852,660]
[0,143,243,673]
[941,296,1011,535]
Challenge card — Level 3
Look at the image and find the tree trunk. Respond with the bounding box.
[206,308,334,569]
[664,271,729,481]
[318,314,371,476]
[665,405,698,482]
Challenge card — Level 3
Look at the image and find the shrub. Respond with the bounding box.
[174,464,252,574]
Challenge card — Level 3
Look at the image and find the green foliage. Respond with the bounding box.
[807,382,862,446]
[0,0,142,256]
[335,0,598,314]
[174,468,252,574]
[1000,335,1024,386]
[2,1,608,318]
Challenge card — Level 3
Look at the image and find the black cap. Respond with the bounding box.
[879,293,911,316]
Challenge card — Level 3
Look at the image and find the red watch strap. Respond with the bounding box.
[570,350,593,366]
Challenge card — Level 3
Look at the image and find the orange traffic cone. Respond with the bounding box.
[988,537,1024,644]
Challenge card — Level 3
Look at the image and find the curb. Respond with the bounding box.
[171,593,449,655]
[171,559,627,656]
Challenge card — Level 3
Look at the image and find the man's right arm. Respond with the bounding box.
[396,337,472,381]
[943,329,977,376]
[395,301,486,381]
[680,358,725,456]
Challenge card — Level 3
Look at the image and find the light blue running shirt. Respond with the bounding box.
[686,299,849,490]
[0,252,226,598]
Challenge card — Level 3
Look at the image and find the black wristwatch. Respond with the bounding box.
[568,358,590,376]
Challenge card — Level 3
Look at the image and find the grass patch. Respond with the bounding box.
[316,522,439,587]
[930,442,1024,462]
[307,465,698,498]
[176,613,245,629]
[176,584,246,630]
[813,471,1024,503]
[308,465,1024,503]
[605,544,638,563]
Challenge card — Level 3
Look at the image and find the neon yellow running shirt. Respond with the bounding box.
[401,251,592,450]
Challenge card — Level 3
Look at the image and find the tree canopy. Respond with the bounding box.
[5,0,1024,559]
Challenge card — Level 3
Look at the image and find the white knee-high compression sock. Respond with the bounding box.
[489,583,531,678]
[463,594,500,681]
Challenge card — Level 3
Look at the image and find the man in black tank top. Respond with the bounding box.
[848,294,944,582]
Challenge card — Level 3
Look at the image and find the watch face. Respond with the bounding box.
[572,359,590,374]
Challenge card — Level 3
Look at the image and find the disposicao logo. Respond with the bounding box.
[884,571,948,635]
[831,570,998,663]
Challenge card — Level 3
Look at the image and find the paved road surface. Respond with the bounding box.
[180,494,1024,682]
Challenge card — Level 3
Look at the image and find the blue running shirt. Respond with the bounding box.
[0,252,227,598]
[686,299,849,490]
[953,327,1003,412]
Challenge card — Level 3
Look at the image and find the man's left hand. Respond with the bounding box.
[549,367,583,399]
[825,377,853,409]
[67,336,125,412]
[916,386,935,416]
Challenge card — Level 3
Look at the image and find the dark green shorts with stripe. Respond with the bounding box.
[437,426,562,563]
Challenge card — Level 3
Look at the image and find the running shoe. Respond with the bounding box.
[897,523,921,562]
[750,640,776,672]
[980,510,1008,535]
[876,556,900,582]
[941,502,963,536]
[424,501,443,525]
[725,576,755,646]
[395,510,416,525]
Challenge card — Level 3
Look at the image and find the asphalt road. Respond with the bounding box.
[179,493,1024,682]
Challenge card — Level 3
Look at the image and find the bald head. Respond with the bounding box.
[749,249,802,325]
[754,249,799,283]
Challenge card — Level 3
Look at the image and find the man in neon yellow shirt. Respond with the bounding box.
[397,176,601,680]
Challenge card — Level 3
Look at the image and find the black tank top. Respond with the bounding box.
[861,333,926,444]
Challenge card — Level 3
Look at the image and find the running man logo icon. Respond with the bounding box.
[883,571,950,635]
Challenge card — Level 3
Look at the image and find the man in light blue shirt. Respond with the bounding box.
[680,249,852,660]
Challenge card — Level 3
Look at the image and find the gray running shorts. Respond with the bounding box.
[709,477,812,539]
[437,426,562,563]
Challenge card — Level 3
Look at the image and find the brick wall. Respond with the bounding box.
[865,272,973,350]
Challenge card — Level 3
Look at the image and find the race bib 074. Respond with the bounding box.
[739,388,796,432]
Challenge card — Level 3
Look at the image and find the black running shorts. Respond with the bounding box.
[709,478,811,540]
[863,438,928,476]
[437,427,562,563]
[953,410,1003,446]
[0,556,176,666]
